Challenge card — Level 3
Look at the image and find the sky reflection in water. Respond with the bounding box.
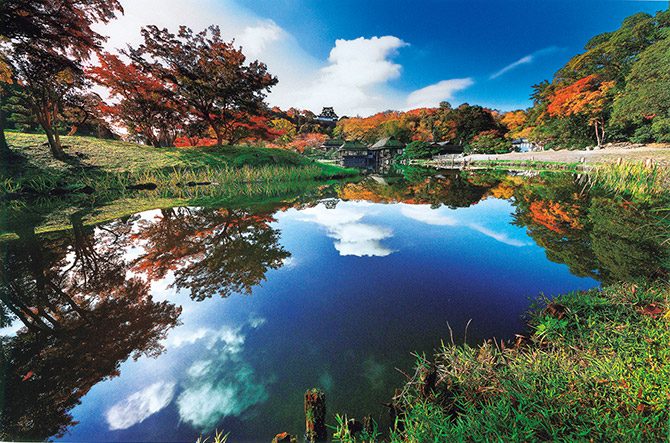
[44,196,598,442]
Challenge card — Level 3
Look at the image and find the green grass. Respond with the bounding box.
[358,282,670,442]
[1,133,358,196]
[0,177,347,240]
[592,162,670,202]
[195,430,229,443]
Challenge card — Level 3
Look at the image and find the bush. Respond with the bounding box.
[630,124,655,143]
[651,117,670,143]
[466,130,513,154]
[400,141,442,160]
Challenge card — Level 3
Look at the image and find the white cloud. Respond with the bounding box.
[468,224,530,247]
[299,203,395,257]
[400,204,530,247]
[99,0,474,117]
[106,381,176,430]
[177,364,268,431]
[236,21,284,59]
[324,36,407,87]
[175,320,269,431]
[400,205,458,226]
[288,36,409,116]
[490,55,533,80]
[490,46,561,79]
[166,325,249,353]
[406,78,474,109]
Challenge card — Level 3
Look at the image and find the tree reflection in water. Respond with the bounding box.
[131,207,290,301]
[0,206,289,440]
[0,171,667,441]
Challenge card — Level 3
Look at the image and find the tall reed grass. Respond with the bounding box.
[591,162,669,202]
[1,163,353,198]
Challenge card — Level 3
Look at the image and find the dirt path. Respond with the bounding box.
[460,145,670,166]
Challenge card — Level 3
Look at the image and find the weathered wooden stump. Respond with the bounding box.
[304,388,327,442]
[272,432,297,443]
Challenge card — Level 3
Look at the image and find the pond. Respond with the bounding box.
[1,169,668,442]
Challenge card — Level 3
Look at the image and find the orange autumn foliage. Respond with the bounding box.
[528,200,584,234]
[547,74,615,145]
[501,110,528,139]
[547,75,615,121]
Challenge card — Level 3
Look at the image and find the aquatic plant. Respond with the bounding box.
[195,430,229,443]
[591,162,669,202]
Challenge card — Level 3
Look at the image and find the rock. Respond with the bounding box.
[127,183,158,190]
[49,187,70,196]
[272,432,297,443]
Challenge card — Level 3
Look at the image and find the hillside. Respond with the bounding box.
[1,132,356,196]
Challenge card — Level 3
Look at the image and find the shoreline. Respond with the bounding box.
[422,144,670,170]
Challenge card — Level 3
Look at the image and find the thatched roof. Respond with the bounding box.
[339,140,368,151]
[369,136,405,150]
[321,138,344,148]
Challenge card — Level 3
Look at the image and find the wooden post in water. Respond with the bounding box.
[304,389,327,442]
[272,432,297,443]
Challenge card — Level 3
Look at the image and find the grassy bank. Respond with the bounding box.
[592,162,670,202]
[335,282,670,441]
[0,177,348,240]
[1,132,357,196]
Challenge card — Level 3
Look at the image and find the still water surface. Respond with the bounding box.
[1,171,667,442]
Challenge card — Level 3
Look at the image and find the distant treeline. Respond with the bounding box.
[510,9,670,149]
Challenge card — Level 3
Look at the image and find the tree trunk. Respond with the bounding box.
[594,122,602,147]
[41,120,66,160]
[0,108,10,158]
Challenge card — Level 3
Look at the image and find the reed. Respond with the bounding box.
[591,162,669,202]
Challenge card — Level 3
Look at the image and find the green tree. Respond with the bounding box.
[399,141,441,160]
[271,118,297,145]
[467,130,514,154]
[7,46,86,159]
[611,33,670,139]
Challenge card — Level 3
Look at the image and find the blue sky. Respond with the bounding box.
[103,0,667,115]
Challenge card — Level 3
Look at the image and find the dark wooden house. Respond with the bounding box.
[369,136,405,167]
[338,140,372,168]
[319,138,345,152]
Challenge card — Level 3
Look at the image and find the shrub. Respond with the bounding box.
[630,124,655,143]
[467,130,513,154]
[651,117,670,143]
[400,141,442,160]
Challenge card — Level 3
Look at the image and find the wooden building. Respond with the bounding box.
[338,140,372,168]
[319,138,345,152]
[369,136,405,168]
[512,138,537,152]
